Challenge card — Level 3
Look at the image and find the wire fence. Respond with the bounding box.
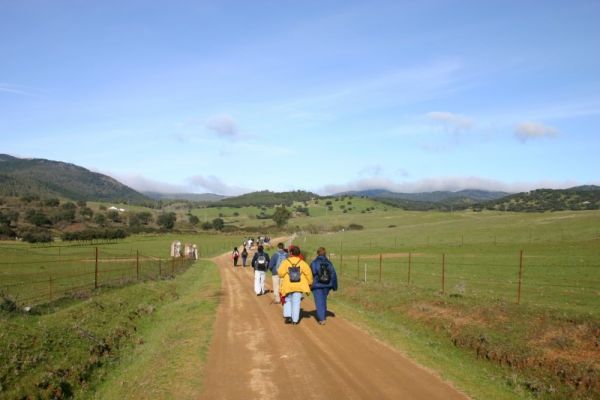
[0,246,196,307]
[335,250,600,315]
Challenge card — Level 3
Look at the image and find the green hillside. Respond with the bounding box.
[0,154,149,203]
[478,185,600,211]
[210,190,317,207]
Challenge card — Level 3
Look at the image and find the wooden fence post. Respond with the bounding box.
[379,253,382,283]
[95,247,99,289]
[517,250,524,304]
[441,253,445,294]
[357,255,360,280]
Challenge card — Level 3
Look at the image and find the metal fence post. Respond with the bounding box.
[407,252,412,285]
[517,250,524,304]
[441,253,445,294]
[95,247,99,289]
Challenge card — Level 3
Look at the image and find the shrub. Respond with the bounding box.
[347,223,364,230]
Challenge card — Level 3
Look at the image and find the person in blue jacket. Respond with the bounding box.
[310,247,338,325]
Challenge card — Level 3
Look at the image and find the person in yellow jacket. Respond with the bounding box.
[278,245,313,325]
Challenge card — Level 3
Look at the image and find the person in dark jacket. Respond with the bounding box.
[309,247,338,325]
[241,247,248,267]
[251,245,270,295]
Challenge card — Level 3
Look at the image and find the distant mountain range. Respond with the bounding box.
[338,189,510,203]
[1,154,597,211]
[0,154,149,203]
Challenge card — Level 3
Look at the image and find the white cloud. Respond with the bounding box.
[187,175,251,196]
[427,111,473,130]
[515,121,558,142]
[107,173,189,193]
[318,176,582,195]
[206,114,240,139]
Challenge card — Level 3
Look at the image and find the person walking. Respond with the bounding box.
[278,246,313,325]
[252,245,270,295]
[232,247,240,267]
[269,242,287,304]
[241,247,248,267]
[310,247,338,325]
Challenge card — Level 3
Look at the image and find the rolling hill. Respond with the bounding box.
[0,154,150,203]
[478,185,600,211]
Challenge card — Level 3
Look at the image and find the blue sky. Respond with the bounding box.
[1,0,599,196]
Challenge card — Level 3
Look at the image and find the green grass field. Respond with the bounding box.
[0,232,246,306]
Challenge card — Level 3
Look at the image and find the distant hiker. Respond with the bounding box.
[232,247,240,267]
[269,242,288,304]
[241,247,249,267]
[252,245,270,295]
[310,247,338,325]
[278,245,313,325]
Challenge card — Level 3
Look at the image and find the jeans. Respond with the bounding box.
[283,292,303,323]
[271,275,281,302]
[254,270,266,294]
[312,288,331,322]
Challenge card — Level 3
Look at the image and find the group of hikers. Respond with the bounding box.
[231,242,338,325]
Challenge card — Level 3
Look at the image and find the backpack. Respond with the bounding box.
[275,252,288,270]
[288,261,301,283]
[242,249,248,257]
[256,254,268,271]
[317,262,331,284]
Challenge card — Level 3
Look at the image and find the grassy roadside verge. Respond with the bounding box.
[0,259,220,399]
[329,279,598,400]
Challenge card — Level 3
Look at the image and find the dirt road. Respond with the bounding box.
[201,252,469,400]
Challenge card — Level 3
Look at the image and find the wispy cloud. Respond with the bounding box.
[514,121,558,142]
[0,83,35,96]
[358,164,384,176]
[187,174,251,196]
[206,114,240,139]
[427,111,473,131]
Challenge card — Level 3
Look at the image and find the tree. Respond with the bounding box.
[212,217,224,231]
[157,212,177,230]
[272,206,292,228]
[189,215,200,225]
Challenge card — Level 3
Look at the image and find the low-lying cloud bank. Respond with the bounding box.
[108,171,592,198]
[317,176,585,196]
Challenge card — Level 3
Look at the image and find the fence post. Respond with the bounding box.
[49,274,53,302]
[517,250,524,304]
[159,258,162,277]
[379,254,382,283]
[136,250,140,280]
[441,253,445,294]
[364,263,367,283]
[357,255,360,280]
[95,247,99,289]
[407,252,412,285]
